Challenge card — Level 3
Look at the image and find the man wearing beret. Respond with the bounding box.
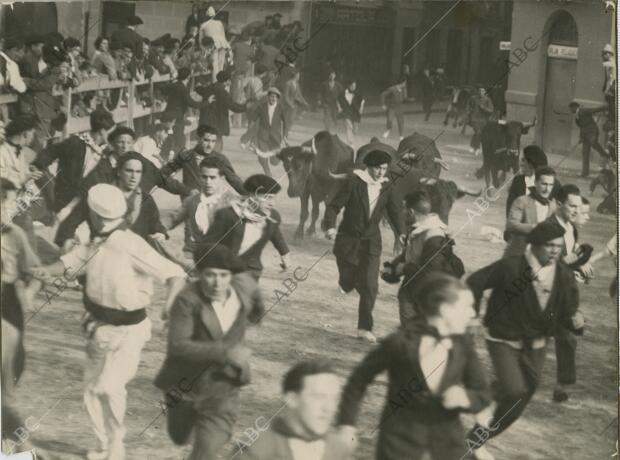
[465,220,584,458]
[155,243,264,460]
[39,183,186,460]
[324,150,405,343]
[110,15,145,60]
[205,174,290,280]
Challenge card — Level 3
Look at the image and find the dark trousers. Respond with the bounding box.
[581,131,607,176]
[397,286,418,327]
[165,389,238,460]
[422,97,434,121]
[172,121,187,154]
[336,247,380,332]
[554,326,577,385]
[467,341,546,446]
[377,411,468,460]
[386,106,404,137]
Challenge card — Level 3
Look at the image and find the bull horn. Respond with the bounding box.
[328,171,349,180]
[458,185,482,197]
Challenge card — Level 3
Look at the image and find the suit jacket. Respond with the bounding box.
[204,207,289,272]
[196,82,246,136]
[239,417,352,460]
[337,91,364,123]
[19,52,43,79]
[163,80,205,124]
[160,147,246,194]
[254,100,287,152]
[324,175,405,265]
[33,135,91,212]
[19,66,62,121]
[467,255,581,342]
[336,321,490,429]
[505,174,562,216]
[110,27,144,59]
[154,275,264,398]
[504,195,556,257]
[575,107,606,136]
[545,214,579,257]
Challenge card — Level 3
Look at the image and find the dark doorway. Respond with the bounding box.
[101,1,136,38]
[2,3,58,39]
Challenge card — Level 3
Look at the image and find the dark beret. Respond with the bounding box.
[216,70,231,83]
[193,243,246,273]
[127,15,144,26]
[527,221,565,245]
[243,174,282,195]
[523,145,548,167]
[363,149,392,167]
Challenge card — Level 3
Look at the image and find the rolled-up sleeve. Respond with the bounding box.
[127,233,186,282]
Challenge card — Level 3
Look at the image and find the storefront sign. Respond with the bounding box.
[499,41,511,50]
[547,44,578,60]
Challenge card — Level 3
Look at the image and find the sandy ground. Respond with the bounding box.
[10,108,618,460]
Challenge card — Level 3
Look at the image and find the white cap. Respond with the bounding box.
[603,44,614,54]
[87,184,127,220]
[207,6,216,17]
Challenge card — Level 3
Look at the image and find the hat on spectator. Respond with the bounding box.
[206,6,216,17]
[87,184,127,220]
[243,174,282,195]
[527,220,565,245]
[267,87,281,97]
[193,243,246,273]
[127,16,144,26]
[216,70,231,83]
[25,34,45,46]
[363,150,392,167]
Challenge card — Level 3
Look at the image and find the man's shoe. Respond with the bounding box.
[357,329,377,343]
[552,388,569,403]
[473,445,495,460]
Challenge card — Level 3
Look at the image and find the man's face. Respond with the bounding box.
[328,72,335,82]
[142,42,150,55]
[31,43,44,57]
[100,39,109,53]
[189,26,198,37]
[253,193,275,214]
[368,164,388,181]
[0,190,17,226]
[533,237,564,265]
[576,203,591,227]
[118,159,143,191]
[198,133,218,153]
[200,167,223,196]
[18,128,36,147]
[559,193,581,224]
[535,174,554,198]
[199,267,232,299]
[7,47,25,62]
[440,289,476,335]
[287,373,341,437]
[154,129,169,144]
[113,134,134,155]
[268,93,278,105]
[348,82,356,92]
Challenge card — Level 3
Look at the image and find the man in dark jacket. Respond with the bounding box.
[154,244,264,460]
[110,15,145,59]
[465,220,584,456]
[19,34,46,79]
[324,150,405,342]
[196,70,247,151]
[569,101,609,177]
[161,124,246,195]
[205,174,290,280]
[334,273,491,460]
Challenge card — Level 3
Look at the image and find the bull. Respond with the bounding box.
[278,131,354,240]
[479,117,537,188]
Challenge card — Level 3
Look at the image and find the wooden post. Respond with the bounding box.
[63,87,72,138]
[127,81,135,129]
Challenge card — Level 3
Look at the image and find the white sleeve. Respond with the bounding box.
[127,234,186,282]
[60,244,91,277]
[9,61,26,94]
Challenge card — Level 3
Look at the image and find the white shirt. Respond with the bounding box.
[524,245,556,309]
[534,201,549,223]
[267,102,276,125]
[211,289,242,334]
[353,169,386,216]
[134,135,162,168]
[555,214,576,253]
[524,174,535,194]
[200,19,230,49]
[0,51,26,93]
[419,334,451,394]
[0,142,32,188]
[288,438,326,460]
[78,132,105,178]
[239,220,266,255]
[61,229,185,310]
[194,193,222,234]
[344,89,354,105]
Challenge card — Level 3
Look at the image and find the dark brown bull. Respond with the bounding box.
[278,131,354,240]
[480,117,536,188]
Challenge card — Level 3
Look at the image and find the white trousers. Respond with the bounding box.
[83,318,151,459]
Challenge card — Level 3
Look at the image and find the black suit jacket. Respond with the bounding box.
[575,107,606,136]
[204,207,289,272]
[110,27,144,59]
[324,175,405,265]
[196,82,246,136]
[505,174,562,216]
[163,81,205,124]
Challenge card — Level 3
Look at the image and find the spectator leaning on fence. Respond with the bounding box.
[91,36,117,80]
[0,38,27,95]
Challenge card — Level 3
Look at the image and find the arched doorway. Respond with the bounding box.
[542,10,578,153]
[2,3,58,39]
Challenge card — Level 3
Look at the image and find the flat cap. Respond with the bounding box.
[87,184,127,220]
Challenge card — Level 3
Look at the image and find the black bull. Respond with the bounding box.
[479,118,536,187]
[279,132,480,246]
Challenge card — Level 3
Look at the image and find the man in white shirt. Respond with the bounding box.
[0,38,27,94]
[200,6,230,83]
[133,123,170,168]
[39,184,186,460]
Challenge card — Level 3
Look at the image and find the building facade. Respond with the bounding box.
[505,0,614,154]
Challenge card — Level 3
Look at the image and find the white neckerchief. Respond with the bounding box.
[354,169,387,215]
[410,213,447,236]
[289,438,326,460]
[345,89,354,105]
[524,173,535,193]
[555,214,576,253]
[524,245,556,309]
[78,132,105,177]
[267,102,276,125]
[210,288,242,334]
[419,322,452,394]
[194,193,221,234]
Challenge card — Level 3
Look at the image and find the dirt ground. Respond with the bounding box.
[12,109,618,460]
